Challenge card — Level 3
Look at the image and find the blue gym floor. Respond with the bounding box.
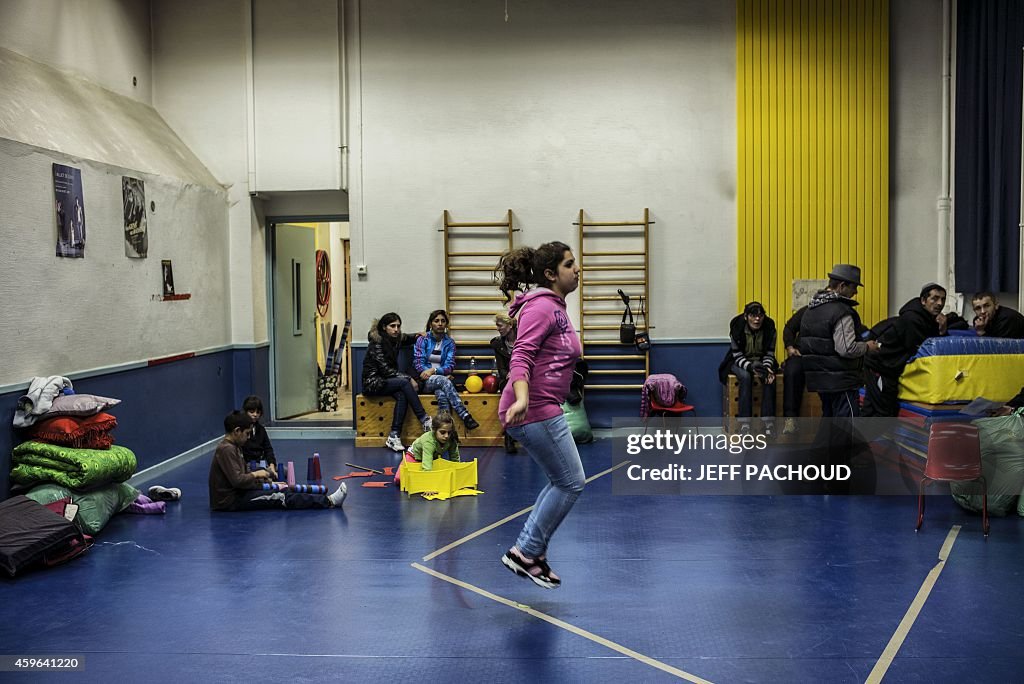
[2,437,1022,683]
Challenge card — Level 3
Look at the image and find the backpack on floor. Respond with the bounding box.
[0,495,91,577]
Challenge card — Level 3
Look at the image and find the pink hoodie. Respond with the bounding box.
[498,288,582,427]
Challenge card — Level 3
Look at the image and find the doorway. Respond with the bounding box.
[269,219,353,424]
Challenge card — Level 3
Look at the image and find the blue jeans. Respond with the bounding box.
[422,374,469,417]
[371,377,427,433]
[732,364,776,420]
[506,414,586,558]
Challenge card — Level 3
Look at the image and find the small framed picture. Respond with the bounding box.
[161,260,175,296]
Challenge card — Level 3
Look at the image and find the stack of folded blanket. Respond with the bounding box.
[10,377,140,534]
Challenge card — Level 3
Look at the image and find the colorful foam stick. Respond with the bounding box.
[292,484,327,494]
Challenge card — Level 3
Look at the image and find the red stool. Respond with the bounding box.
[643,398,697,433]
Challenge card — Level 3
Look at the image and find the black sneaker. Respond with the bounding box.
[463,414,480,430]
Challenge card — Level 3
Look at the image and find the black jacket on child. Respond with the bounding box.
[241,421,276,468]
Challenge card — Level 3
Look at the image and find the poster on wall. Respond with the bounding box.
[52,163,86,258]
[161,260,175,297]
[122,176,148,258]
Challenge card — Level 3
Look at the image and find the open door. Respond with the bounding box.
[273,223,317,418]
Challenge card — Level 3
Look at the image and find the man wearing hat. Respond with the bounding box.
[798,264,879,418]
[863,283,951,417]
[718,301,779,435]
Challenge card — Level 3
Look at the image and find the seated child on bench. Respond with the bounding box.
[394,411,461,485]
[209,411,348,511]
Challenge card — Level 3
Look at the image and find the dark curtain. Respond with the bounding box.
[954,0,1024,293]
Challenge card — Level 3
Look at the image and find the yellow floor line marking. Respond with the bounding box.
[422,460,630,562]
[865,525,961,684]
[411,562,713,683]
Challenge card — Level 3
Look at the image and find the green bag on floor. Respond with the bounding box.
[951,411,1024,517]
[561,400,594,444]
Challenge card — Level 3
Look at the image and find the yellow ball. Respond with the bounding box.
[465,375,483,393]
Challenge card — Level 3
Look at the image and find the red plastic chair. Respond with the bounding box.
[917,423,989,536]
[643,398,697,433]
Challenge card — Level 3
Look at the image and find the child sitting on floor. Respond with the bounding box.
[241,395,277,479]
[209,411,347,512]
[395,411,461,486]
[407,410,461,469]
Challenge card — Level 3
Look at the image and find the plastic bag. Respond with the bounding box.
[951,410,1024,516]
[561,400,594,444]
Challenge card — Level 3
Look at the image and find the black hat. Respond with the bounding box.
[919,282,946,299]
[828,264,863,286]
[744,301,765,316]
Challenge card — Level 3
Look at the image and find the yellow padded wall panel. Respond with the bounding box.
[737,0,888,338]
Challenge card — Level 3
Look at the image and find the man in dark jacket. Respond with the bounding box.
[799,265,879,418]
[799,265,880,493]
[862,283,949,417]
[718,301,778,435]
[972,292,1024,338]
[781,305,807,434]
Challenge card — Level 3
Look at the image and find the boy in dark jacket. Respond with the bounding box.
[863,283,949,417]
[241,395,276,478]
[718,301,778,435]
[209,411,347,511]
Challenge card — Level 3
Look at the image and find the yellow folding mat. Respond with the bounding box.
[899,354,1024,403]
[398,458,480,499]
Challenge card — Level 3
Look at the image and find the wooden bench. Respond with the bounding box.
[722,373,821,434]
[355,393,503,448]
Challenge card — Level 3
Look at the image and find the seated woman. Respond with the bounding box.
[413,309,479,430]
[362,312,431,452]
[490,311,518,452]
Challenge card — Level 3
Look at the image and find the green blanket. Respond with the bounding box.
[11,441,137,490]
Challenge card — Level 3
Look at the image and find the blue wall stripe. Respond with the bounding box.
[0,342,270,396]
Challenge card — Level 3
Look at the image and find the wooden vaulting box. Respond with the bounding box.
[721,374,822,433]
[355,393,503,447]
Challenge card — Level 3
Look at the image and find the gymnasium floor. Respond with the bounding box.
[2,436,1022,683]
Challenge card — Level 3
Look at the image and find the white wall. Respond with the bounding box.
[890,0,944,312]
[252,0,343,191]
[0,137,231,383]
[0,0,153,105]
[0,35,232,387]
[0,48,218,187]
[347,0,738,340]
[150,0,266,344]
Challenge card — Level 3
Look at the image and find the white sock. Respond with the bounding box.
[328,481,348,507]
